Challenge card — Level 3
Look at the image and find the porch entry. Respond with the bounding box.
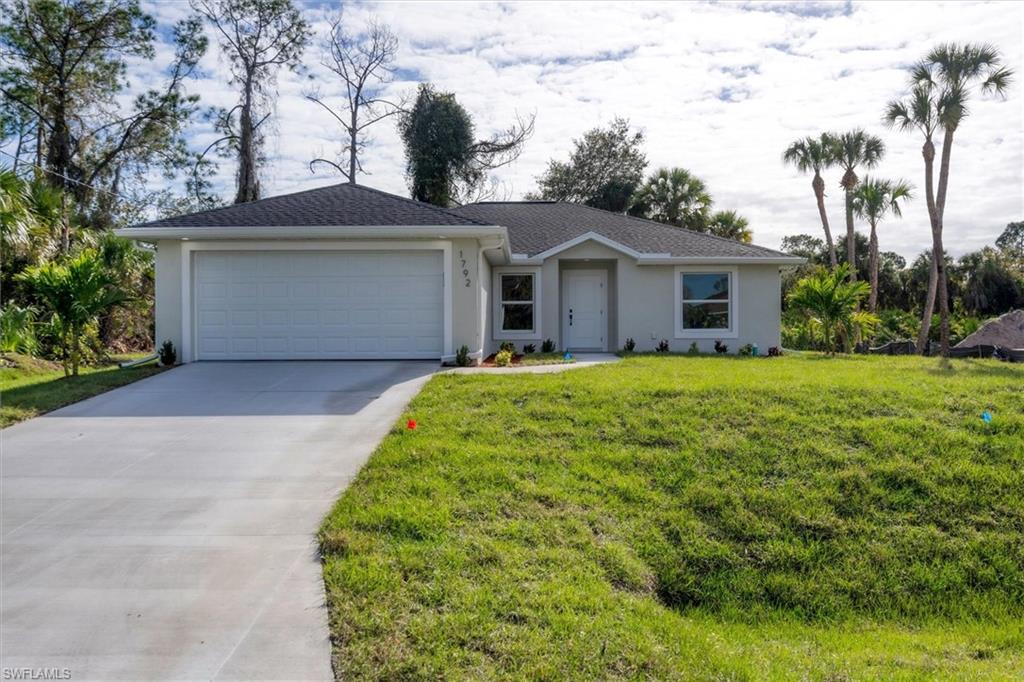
[562,269,607,351]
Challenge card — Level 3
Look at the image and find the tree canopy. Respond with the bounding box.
[0,0,208,229]
[530,118,646,212]
[399,83,533,207]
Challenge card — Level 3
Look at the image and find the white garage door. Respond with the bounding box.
[194,250,444,360]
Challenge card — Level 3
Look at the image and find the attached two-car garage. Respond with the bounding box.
[193,250,444,360]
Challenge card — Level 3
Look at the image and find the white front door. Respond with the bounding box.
[562,270,607,351]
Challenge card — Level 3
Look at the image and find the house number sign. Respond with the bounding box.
[459,249,471,287]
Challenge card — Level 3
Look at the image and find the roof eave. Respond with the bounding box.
[633,256,806,266]
[114,224,507,241]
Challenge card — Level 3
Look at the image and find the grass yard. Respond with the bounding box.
[320,355,1024,680]
[0,353,164,428]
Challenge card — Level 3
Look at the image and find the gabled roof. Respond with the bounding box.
[132,182,490,228]
[450,201,795,260]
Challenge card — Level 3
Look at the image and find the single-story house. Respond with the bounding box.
[116,183,802,363]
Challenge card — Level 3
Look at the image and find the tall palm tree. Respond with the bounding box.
[833,130,885,282]
[782,133,839,267]
[886,43,1013,356]
[851,177,913,313]
[628,167,712,231]
[707,210,753,243]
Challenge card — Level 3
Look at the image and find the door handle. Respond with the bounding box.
[569,308,573,326]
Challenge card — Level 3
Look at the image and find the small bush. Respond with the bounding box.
[623,337,636,352]
[687,341,699,355]
[739,343,754,356]
[656,339,670,352]
[522,343,536,354]
[0,304,38,355]
[455,344,472,367]
[494,349,513,367]
[768,346,782,357]
[158,340,177,366]
[541,338,556,353]
[714,340,729,354]
[499,340,516,354]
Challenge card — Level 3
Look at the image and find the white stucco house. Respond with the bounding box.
[116,183,802,363]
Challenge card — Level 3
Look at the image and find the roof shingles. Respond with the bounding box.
[134,183,490,228]
[450,201,792,259]
[132,183,791,261]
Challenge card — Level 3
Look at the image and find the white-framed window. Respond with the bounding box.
[494,269,540,337]
[674,266,737,338]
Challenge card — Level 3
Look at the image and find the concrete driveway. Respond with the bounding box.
[1,361,437,680]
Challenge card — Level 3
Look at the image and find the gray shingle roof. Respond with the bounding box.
[133,183,490,228]
[450,201,792,259]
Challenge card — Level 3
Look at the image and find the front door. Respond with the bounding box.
[563,270,607,351]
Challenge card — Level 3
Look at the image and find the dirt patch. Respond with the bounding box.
[956,310,1024,349]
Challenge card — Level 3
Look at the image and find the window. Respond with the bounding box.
[500,273,535,333]
[675,268,736,338]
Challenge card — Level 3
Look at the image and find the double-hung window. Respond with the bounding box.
[674,268,736,337]
[499,272,536,334]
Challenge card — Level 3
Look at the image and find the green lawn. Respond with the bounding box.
[0,353,164,428]
[320,355,1024,680]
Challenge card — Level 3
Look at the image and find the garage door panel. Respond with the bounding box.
[195,250,443,360]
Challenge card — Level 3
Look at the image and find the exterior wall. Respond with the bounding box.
[154,239,183,355]
[451,238,482,357]
[154,234,782,362]
[479,251,493,357]
[617,261,782,353]
[489,239,783,354]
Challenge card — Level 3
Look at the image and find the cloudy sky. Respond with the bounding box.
[138,0,1021,259]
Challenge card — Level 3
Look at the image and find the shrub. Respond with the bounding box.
[159,340,177,366]
[0,304,38,355]
[714,340,729,354]
[16,250,129,376]
[687,341,699,355]
[522,343,536,354]
[455,344,472,367]
[787,264,870,354]
[541,338,556,353]
[767,346,782,357]
[656,339,670,352]
[494,349,513,367]
[499,340,516,354]
[623,337,636,352]
[739,343,754,356]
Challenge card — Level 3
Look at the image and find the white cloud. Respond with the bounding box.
[79,1,1024,256]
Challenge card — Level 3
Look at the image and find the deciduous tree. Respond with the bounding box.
[399,83,533,207]
[305,12,404,183]
[531,118,645,212]
[191,0,310,204]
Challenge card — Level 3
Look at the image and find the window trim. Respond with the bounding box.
[494,267,541,338]
[673,266,738,339]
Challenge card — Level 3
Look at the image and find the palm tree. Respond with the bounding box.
[851,177,913,313]
[707,210,753,243]
[782,133,839,267]
[628,167,712,230]
[885,43,1013,357]
[833,130,885,281]
[17,250,129,376]
[787,264,870,355]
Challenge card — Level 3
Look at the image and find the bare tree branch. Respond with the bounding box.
[304,11,404,184]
